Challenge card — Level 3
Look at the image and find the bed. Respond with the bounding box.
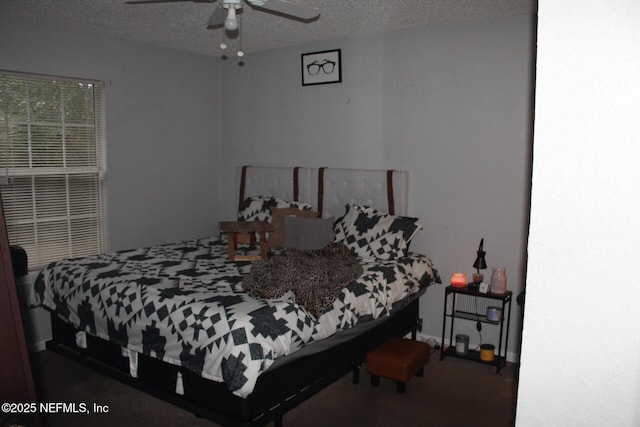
[29,166,440,427]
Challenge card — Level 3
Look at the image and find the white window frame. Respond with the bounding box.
[0,71,106,269]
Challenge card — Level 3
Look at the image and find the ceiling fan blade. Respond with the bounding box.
[251,0,320,21]
[206,4,227,28]
[125,0,216,4]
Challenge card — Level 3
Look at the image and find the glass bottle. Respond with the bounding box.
[490,267,507,294]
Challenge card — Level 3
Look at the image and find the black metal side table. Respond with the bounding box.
[440,285,512,373]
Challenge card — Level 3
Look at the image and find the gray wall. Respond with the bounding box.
[220,16,535,358]
[0,19,223,251]
[1,15,535,361]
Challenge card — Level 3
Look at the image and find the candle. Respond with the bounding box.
[480,344,495,362]
[455,334,469,355]
[451,272,467,288]
[486,306,503,322]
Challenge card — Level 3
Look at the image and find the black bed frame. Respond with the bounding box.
[45,289,425,427]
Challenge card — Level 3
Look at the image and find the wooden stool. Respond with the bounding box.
[366,337,430,393]
[219,221,274,261]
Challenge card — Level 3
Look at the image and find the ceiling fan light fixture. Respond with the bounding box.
[224,7,239,31]
[126,0,321,55]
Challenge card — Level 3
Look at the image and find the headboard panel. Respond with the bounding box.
[235,166,317,210]
[319,168,408,218]
[235,166,409,218]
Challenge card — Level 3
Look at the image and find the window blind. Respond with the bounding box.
[0,72,106,269]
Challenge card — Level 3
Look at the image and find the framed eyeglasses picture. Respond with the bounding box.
[301,49,342,86]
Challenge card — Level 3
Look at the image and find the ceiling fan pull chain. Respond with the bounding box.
[220,30,227,50]
[237,11,244,57]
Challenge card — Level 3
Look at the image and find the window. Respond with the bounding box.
[0,72,106,269]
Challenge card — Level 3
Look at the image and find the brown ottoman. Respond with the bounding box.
[366,337,430,393]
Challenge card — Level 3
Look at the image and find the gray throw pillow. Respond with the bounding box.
[283,216,335,250]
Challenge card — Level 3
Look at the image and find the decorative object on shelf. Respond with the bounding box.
[472,238,487,284]
[455,334,469,355]
[450,272,467,288]
[490,267,507,294]
[480,344,495,362]
[486,306,502,322]
[471,274,482,288]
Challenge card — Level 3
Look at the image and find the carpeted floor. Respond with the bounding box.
[30,349,517,427]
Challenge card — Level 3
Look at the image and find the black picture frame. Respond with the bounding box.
[301,49,342,86]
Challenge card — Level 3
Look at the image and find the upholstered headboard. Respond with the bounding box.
[235,166,409,218]
[319,168,409,218]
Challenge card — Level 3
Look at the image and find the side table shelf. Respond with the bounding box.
[440,285,512,373]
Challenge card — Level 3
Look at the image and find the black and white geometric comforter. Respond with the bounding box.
[29,237,438,398]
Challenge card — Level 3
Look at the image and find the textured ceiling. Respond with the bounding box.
[1,0,537,57]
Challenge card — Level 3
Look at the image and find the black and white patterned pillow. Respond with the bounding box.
[238,196,313,222]
[333,204,422,260]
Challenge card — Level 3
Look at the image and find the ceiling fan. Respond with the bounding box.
[125,0,320,32]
